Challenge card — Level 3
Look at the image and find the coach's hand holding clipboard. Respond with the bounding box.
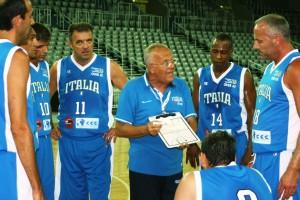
[148,112,200,148]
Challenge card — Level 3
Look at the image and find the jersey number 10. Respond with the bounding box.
[39,102,50,116]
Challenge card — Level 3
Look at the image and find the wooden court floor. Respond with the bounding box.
[52,137,196,200]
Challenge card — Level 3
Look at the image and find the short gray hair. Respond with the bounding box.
[143,43,170,65]
[255,13,290,41]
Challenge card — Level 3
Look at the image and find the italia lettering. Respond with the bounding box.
[65,79,99,94]
[203,92,231,105]
[257,84,271,101]
[31,81,49,93]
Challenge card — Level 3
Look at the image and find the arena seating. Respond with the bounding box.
[32,0,300,106]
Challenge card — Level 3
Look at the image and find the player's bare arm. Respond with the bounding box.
[279,59,300,199]
[174,172,196,200]
[49,61,62,139]
[110,60,128,90]
[192,73,200,113]
[115,121,161,138]
[49,61,58,97]
[185,116,200,168]
[8,50,43,198]
[241,70,256,166]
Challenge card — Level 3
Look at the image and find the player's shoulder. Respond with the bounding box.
[231,62,246,71]
[173,77,190,89]
[289,56,300,67]
[123,76,144,89]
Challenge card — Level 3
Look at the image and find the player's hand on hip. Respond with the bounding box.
[51,127,62,140]
[147,121,162,136]
[186,143,201,168]
[278,167,299,199]
[103,128,116,143]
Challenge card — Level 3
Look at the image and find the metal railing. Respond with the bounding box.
[33,6,52,25]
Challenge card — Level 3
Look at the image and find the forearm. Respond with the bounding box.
[186,117,197,132]
[288,134,300,172]
[12,124,42,191]
[115,122,149,138]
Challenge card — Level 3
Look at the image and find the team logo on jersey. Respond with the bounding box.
[76,118,99,129]
[141,100,152,104]
[42,68,48,78]
[36,119,42,131]
[64,117,74,128]
[172,96,183,106]
[91,67,104,77]
[271,70,282,81]
[224,78,237,88]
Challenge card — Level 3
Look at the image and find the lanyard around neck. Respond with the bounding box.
[150,87,171,113]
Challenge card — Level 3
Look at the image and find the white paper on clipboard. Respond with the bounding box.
[149,112,200,148]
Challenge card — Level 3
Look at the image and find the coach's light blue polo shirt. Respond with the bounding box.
[116,74,196,176]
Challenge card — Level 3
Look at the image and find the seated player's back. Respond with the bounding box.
[200,164,272,199]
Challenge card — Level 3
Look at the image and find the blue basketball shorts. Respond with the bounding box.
[254,151,300,200]
[54,135,112,200]
[36,134,54,200]
[0,150,33,200]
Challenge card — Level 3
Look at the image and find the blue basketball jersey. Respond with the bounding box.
[0,40,37,151]
[57,54,113,138]
[197,63,247,139]
[30,61,51,136]
[196,162,272,200]
[0,40,17,151]
[253,50,300,153]
[0,40,36,200]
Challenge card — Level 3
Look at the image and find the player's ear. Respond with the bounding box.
[11,14,22,29]
[200,152,209,169]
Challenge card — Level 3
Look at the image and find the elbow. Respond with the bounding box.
[10,122,32,138]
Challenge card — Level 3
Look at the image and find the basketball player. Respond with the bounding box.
[252,14,300,200]
[49,23,127,200]
[0,0,44,199]
[115,43,198,200]
[20,26,39,152]
[192,33,256,165]
[175,131,272,200]
[29,23,54,200]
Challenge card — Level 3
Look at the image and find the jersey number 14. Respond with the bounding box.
[211,113,223,126]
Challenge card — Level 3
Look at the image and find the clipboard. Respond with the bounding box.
[149,112,200,148]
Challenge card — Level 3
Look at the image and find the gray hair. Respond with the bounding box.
[143,43,170,65]
[255,13,290,41]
